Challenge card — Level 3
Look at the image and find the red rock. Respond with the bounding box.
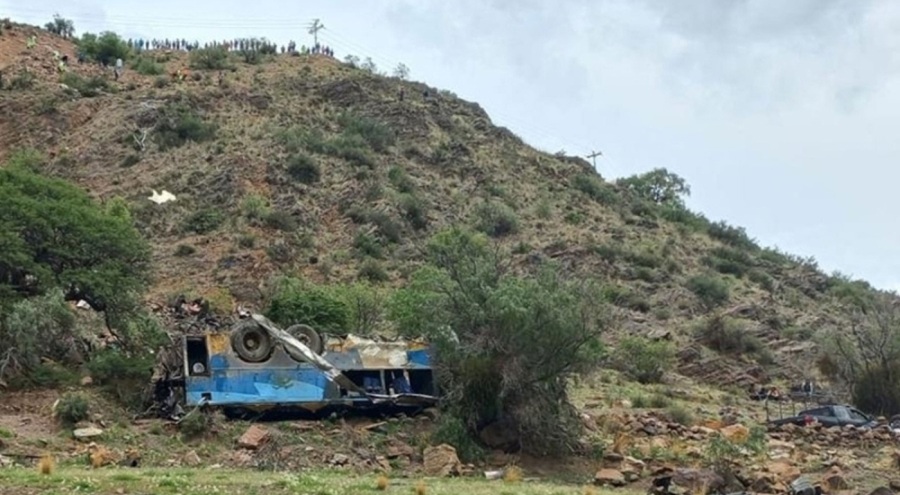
[237,425,269,450]
[595,468,626,487]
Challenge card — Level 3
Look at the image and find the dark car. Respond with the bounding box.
[769,405,877,428]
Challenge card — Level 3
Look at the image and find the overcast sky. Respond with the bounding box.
[4,0,900,291]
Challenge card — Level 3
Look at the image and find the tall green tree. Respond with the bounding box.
[618,168,691,207]
[0,152,150,328]
[388,228,607,455]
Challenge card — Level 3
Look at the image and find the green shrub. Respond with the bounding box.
[649,394,672,409]
[263,211,297,232]
[155,105,217,150]
[337,112,395,152]
[704,246,753,277]
[121,154,140,168]
[564,211,585,225]
[782,326,814,341]
[399,194,428,230]
[326,134,375,167]
[707,220,758,251]
[686,275,730,309]
[354,231,383,258]
[601,285,651,313]
[131,56,163,75]
[189,46,231,70]
[266,278,350,333]
[431,415,485,463]
[695,316,763,356]
[358,259,389,283]
[8,70,36,90]
[60,73,110,97]
[286,153,320,184]
[612,336,675,384]
[57,393,90,426]
[625,248,663,269]
[573,174,618,205]
[77,32,131,65]
[474,201,519,237]
[182,208,224,234]
[748,269,775,292]
[239,194,270,222]
[153,76,168,88]
[368,211,403,243]
[388,166,415,193]
[178,410,211,439]
[236,233,256,249]
[87,348,156,409]
[666,404,693,426]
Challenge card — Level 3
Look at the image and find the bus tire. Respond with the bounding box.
[231,320,274,362]
[285,324,324,355]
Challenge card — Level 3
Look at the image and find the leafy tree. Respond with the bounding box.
[77,32,131,65]
[361,57,378,74]
[618,168,690,207]
[388,228,607,455]
[819,294,900,415]
[612,336,675,384]
[45,14,75,38]
[392,63,410,80]
[0,153,150,327]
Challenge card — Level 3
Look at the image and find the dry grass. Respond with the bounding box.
[504,465,523,483]
[415,480,428,495]
[37,454,55,475]
[376,474,389,491]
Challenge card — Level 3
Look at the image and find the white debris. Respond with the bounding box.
[76,300,91,310]
[148,189,176,204]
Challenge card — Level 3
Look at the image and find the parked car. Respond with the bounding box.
[769,405,877,428]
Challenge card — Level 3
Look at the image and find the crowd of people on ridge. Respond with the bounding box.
[122,38,335,57]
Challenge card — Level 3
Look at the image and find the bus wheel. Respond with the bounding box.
[285,324,324,355]
[231,320,274,362]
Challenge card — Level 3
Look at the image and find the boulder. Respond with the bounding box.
[423,444,461,477]
[73,426,104,440]
[237,425,269,450]
[766,460,801,484]
[595,468,626,487]
[720,424,749,443]
[330,453,349,466]
[869,487,892,495]
[821,467,849,492]
[671,468,726,494]
[182,450,201,467]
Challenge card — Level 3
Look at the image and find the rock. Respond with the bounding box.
[73,426,104,440]
[766,460,801,484]
[603,452,625,464]
[869,487,892,495]
[720,423,750,443]
[422,408,440,421]
[821,468,849,492]
[80,376,93,386]
[0,455,12,467]
[237,425,269,450]
[749,473,777,494]
[595,468,626,487]
[375,455,391,473]
[670,468,725,494]
[330,453,349,466]
[423,444,461,477]
[890,480,900,491]
[386,441,414,459]
[231,450,254,467]
[183,450,201,467]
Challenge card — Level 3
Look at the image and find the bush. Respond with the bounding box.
[77,32,130,65]
[266,278,349,333]
[612,336,675,384]
[330,282,386,335]
[155,105,217,150]
[747,269,775,292]
[666,404,693,426]
[153,76,168,88]
[388,166,415,193]
[573,174,618,205]
[695,316,763,356]
[337,112,395,152]
[474,201,519,237]
[358,259,389,283]
[131,56,163,75]
[347,209,404,244]
[8,70,36,90]
[178,410,211,439]
[601,285,651,313]
[182,208,224,234]
[239,194,270,222]
[707,220,758,251]
[174,244,196,256]
[326,134,375,168]
[57,393,90,426]
[263,211,297,232]
[354,231,383,258]
[87,348,155,409]
[388,228,607,456]
[399,194,428,230]
[286,153,320,184]
[431,415,485,463]
[189,46,231,70]
[60,73,110,97]
[686,275,730,309]
[704,247,753,278]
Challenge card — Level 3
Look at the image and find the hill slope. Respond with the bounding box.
[0,22,879,391]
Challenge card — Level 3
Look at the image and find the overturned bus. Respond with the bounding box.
[180,314,438,417]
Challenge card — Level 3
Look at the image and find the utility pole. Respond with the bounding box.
[308,19,324,46]
[586,150,602,169]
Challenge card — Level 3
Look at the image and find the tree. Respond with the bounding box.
[0,151,151,328]
[45,14,75,38]
[388,228,607,455]
[819,294,900,415]
[343,54,360,68]
[618,168,691,207]
[77,31,131,65]
[361,57,378,74]
[392,63,410,80]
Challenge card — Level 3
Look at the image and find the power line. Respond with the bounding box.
[307,19,324,46]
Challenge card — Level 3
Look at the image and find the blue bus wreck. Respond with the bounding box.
[180,315,438,416]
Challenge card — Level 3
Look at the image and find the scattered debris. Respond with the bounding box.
[330,453,349,466]
[148,189,176,204]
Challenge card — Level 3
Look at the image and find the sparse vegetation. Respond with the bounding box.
[60,73,111,97]
[189,46,231,70]
[686,274,730,309]
[695,316,763,357]
[131,56,163,75]
[474,201,519,237]
[286,153,320,184]
[56,392,89,426]
[182,208,225,234]
[77,32,131,65]
[155,104,217,150]
[612,336,675,384]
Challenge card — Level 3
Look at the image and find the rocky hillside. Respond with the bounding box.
[0,21,880,390]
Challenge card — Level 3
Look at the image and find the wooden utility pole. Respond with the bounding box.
[308,19,325,46]
[586,150,602,169]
